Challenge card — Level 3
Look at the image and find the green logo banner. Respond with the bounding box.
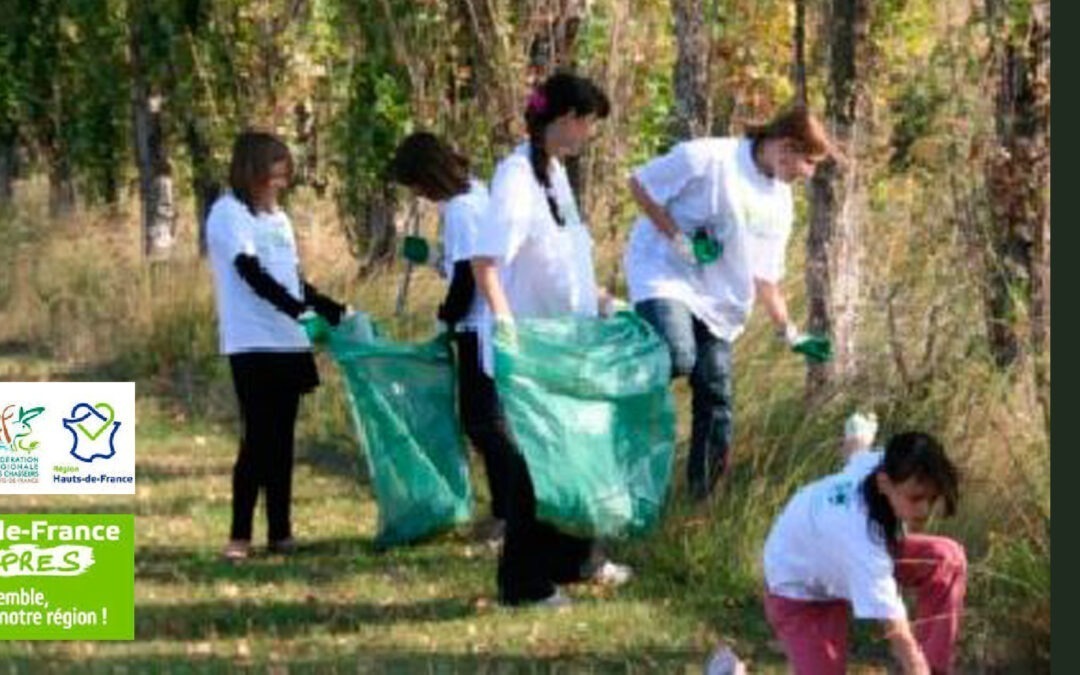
[0,514,134,639]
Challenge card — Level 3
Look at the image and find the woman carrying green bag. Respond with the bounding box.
[387,132,510,533]
[206,131,347,561]
[471,73,631,607]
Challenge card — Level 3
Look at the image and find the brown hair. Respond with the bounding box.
[746,105,841,162]
[387,132,471,202]
[229,130,293,214]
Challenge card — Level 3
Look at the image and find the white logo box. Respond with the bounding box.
[0,382,135,495]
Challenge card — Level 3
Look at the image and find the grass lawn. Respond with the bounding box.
[0,349,895,674]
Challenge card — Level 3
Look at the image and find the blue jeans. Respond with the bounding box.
[636,298,733,500]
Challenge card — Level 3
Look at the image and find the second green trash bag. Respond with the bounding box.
[494,312,676,539]
[326,320,472,548]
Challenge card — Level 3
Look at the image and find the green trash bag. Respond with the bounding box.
[325,325,472,548]
[494,312,676,539]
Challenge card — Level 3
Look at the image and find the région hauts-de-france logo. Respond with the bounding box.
[0,404,45,452]
[62,402,122,463]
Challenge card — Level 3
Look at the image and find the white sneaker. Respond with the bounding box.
[704,646,746,675]
[537,589,572,608]
[592,560,633,587]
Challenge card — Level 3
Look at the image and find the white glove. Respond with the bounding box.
[599,296,631,318]
[494,314,518,348]
[704,646,747,675]
[844,411,879,449]
[780,322,801,347]
[431,246,447,278]
[336,309,376,343]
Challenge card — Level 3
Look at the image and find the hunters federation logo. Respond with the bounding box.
[62,403,122,463]
[0,404,45,453]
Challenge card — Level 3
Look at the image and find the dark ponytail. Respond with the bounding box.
[861,431,960,551]
[524,72,610,225]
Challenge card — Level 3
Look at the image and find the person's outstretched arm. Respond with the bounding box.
[883,618,931,675]
[754,278,794,335]
[234,254,306,319]
[233,254,344,325]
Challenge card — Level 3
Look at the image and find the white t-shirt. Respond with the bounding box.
[206,193,310,354]
[624,137,793,342]
[439,178,490,332]
[763,450,908,621]
[470,143,599,373]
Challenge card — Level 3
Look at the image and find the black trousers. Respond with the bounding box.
[455,331,511,520]
[228,352,318,543]
[454,330,595,604]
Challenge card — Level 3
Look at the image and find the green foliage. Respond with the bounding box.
[65,0,130,203]
[0,17,20,142]
[888,76,948,172]
[329,0,414,242]
[335,61,412,217]
[630,70,675,164]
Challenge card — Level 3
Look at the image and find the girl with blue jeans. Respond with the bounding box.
[624,106,835,500]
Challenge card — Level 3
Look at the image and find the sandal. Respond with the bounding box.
[267,537,296,555]
[221,539,251,562]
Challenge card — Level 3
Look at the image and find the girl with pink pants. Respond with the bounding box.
[763,431,965,675]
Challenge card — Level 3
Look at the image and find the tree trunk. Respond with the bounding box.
[670,0,710,140]
[185,117,219,256]
[806,0,870,393]
[983,0,1050,425]
[1029,1,1050,431]
[358,184,398,278]
[133,92,177,259]
[793,0,807,104]
[0,133,15,207]
[457,0,520,146]
[130,6,177,260]
[294,99,326,195]
[47,152,76,218]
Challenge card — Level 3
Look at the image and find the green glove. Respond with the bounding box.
[691,229,723,264]
[402,235,431,265]
[791,334,833,364]
[299,311,332,346]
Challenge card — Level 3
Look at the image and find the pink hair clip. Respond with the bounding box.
[526,89,548,115]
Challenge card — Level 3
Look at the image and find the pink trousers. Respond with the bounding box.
[764,534,967,675]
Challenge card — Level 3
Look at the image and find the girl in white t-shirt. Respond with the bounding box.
[624,106,836,500]
[386,132,509,533]
[762,431,966,674]
[471,72,629,607]
[206,131,346,562]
